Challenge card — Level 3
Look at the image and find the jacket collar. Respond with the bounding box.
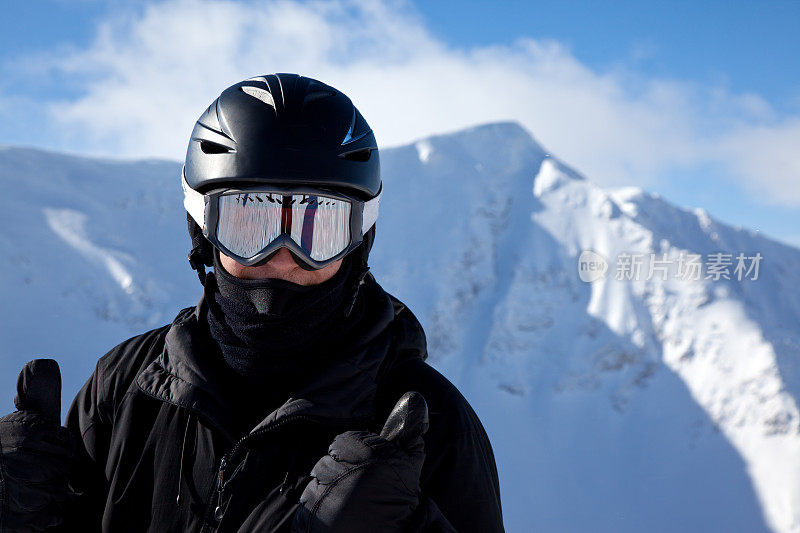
[136,273,397,441]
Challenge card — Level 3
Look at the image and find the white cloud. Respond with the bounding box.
[13,0,800,204]
[714,118,800,206]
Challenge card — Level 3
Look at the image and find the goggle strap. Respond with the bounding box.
[362,189,381,233]
[182,168,207,232]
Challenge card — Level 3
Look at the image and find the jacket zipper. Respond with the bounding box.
[202,414,313,531]
[199,411,372,531]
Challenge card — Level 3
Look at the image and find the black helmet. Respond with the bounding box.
[184,73,380,197]
[183,73,381,282]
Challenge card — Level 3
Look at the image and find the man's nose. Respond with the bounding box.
[268,248,297,268]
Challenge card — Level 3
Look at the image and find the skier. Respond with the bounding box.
[0,74,504,532]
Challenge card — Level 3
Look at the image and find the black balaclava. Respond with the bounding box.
[203,227,375,386]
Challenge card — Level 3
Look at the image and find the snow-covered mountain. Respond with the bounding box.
[1,123,799,532]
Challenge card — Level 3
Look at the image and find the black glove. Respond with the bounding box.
[0,359,75,532]
[293,391,429,533]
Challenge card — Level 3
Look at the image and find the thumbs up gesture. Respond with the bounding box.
[0,360,75,532]
[293,392,429,533]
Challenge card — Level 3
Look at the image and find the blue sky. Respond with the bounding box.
[420,1,800,111]
[1,0,798,246]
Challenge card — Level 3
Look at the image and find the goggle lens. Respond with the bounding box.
[216,192,352,262]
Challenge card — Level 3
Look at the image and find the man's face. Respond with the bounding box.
[218,248,343,285]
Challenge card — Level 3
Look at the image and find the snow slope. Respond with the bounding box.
[1,124,799,532]
[0,148,197,412]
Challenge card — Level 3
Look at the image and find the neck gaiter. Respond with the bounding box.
[204,249,361,385]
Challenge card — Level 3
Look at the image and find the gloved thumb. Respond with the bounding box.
[13,359,62,424]
[380,391,429,451]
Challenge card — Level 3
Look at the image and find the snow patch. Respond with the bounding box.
[415,140,433,163]
[608,186,645,217]
[694,207,712,231]
[592,192,622,220]
[44,208,135,294]
[533,158,568,196]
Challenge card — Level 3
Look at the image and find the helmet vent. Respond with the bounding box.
[240,86,276,109]
[302,90,335,109]
[199,140,233,154]
[340,148,373,162]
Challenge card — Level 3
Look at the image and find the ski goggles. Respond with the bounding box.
[182,172,381,270]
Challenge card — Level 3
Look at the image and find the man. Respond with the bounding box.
[0,74,503,532]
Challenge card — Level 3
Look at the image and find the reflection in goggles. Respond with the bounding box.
[217,193,351,261]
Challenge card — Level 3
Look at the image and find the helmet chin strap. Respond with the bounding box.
[187,213,214,285]
[343,225,374,317]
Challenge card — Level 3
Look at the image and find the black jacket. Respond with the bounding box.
[61,275,504,532]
